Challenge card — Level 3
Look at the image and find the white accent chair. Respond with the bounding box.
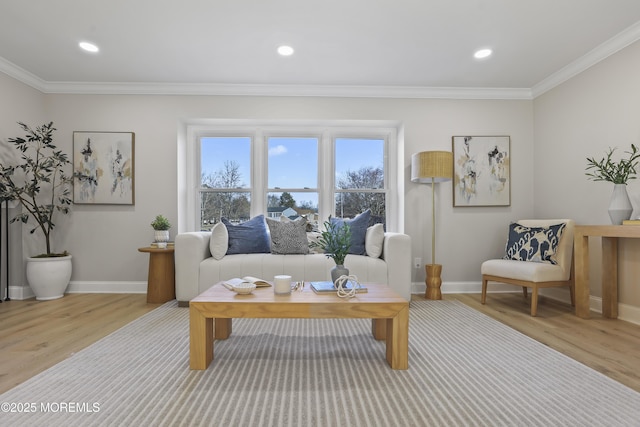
[481,219,575,317]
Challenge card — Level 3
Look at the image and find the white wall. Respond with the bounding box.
[0,85,535,294]
[534,40,640,309]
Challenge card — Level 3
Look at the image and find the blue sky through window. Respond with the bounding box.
[268,137,317,189]
[201,136,384,210]
[335,138,384,185]
[201,136,251,188]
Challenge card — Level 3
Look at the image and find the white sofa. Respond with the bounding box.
[175,231,412,305]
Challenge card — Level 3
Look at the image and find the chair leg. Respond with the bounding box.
[569,282,575,307]
[531,286,539,317]
[481,277,488,304]
[522,287,528,299]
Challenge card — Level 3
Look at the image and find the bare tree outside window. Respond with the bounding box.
[336,166,385,224]
[200,160,250,229]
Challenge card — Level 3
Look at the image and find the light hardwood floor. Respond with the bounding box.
[0,293,160,394]
[0,292,639,395]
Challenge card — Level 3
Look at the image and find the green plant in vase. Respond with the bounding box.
[585,144,640,224]
[0,122,72,257]
[585,144,640,184]
[0,122,73,300]
[311,218,351,285]
[151,214,171,243]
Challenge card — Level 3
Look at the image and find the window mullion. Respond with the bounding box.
[318,130,334,222]
[252,130,267,217]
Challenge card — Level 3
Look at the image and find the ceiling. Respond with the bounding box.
[2,0,640,98]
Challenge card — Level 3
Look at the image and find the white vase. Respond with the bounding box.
[154,230,170,242]
[608,184,633,225]
[26,255,72,300]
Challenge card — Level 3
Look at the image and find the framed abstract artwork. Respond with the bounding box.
[452,135,510,207]
[73,131,135,205]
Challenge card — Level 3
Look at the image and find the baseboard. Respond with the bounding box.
[6,281,148,300]
[411,281,640,326]
[5,285,35,300]
[411,281,517,295]
[66,281,147,294]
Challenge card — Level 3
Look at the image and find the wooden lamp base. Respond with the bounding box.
[425,264,443,300]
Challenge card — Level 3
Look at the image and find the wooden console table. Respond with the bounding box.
[573,225,640,319]
[138,247,176,303]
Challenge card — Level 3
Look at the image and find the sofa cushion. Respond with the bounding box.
[365,223,385,258]
[330,209,371,255]
[222,215,271,255]
[503,222,566,264]
[209,222,228,260]
[266,217,309,254]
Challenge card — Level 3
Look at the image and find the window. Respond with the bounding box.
[335,138,386,224]
[182,120,403,233]
[199,137,251,229]
[267,136,319,226]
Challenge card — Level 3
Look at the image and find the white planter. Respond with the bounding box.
[154,230,170,242]
[26,255,72,301]
[608,184,633,225]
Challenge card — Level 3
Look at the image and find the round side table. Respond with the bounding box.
[138,247,176,303]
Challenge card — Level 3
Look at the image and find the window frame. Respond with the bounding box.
[181,119,403,233]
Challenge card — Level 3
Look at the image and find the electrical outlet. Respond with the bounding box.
[414,257,421,269]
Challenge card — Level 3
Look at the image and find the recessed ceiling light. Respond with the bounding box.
[79,41,99,53]
[277,45,294,56]
[474,48,492,59]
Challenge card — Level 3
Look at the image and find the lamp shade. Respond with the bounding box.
[411,151,453,183]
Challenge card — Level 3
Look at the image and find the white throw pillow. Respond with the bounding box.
[365,223,385,258]
[209,222,228,260]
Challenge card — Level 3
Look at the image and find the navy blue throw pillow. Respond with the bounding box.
[221,215,271,255]
[503,222,566,264]
[330,209,371,255]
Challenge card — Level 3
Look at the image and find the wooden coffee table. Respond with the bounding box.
[189,282,409,370]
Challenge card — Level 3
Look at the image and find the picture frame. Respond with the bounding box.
[452,135,510,207]
[73,131,135,205]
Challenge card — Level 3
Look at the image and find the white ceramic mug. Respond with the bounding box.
[274,275,292,295]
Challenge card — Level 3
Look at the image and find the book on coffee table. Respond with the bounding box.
[310,281,367,294]
[223,276,271,289]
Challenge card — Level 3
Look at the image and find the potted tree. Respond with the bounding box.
[586,144,640,224]
[311,219,351,285]
[0,122,73,300]
[151,214,171,243]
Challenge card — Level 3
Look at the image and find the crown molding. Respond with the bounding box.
[0,56,47,92]
[532,21,640,98]
[39,81,532,100]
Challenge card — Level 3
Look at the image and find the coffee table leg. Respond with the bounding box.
[371,318,386,340]
[215,318,232,339]
[190,305,213,370]
[386,305,409,370]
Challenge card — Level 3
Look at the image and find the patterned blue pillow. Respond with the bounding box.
[221,215,270,255]
[330,209,371,255]
[503,222,566,264]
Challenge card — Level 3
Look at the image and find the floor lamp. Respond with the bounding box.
[411,151,453,300]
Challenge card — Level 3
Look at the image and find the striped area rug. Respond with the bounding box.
[2,300,639,426]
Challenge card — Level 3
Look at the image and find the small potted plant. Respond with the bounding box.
[151,214,171,242]
[0,122,73,300]
[586,144,640,224]
[311,218,351,284]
